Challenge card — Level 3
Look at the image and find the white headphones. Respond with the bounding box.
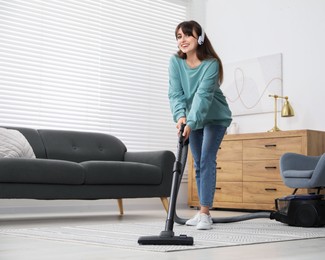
[198,27,205,45]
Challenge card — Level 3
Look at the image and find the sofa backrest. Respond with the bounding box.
[1,126,127,162]
[38,129,127,162]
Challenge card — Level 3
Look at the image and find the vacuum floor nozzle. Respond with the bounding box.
[138,234,194,245]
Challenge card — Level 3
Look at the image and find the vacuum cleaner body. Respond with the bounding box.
[271,194,325,227]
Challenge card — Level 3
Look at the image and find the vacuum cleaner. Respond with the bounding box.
[138,124,194,245]
[272,194,325,227]
[138,125,325,246]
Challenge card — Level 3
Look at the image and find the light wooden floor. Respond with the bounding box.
[0,203,324,260]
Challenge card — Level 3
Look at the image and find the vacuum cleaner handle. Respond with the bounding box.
[176,124,189,193]
[175,124,188,160]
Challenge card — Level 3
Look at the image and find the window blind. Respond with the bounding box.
[0,0,188,151]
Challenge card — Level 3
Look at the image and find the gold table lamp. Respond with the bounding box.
[268,94,295,132]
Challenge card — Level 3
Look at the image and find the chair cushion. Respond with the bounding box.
[282,170,314,179]
[81,161,162,185]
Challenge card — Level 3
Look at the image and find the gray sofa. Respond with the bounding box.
[0,126,175,214]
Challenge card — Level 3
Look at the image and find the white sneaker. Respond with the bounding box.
[185,212,200,226]
[196,213,213,230]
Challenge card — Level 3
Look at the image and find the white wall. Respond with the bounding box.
[191,0,325,133]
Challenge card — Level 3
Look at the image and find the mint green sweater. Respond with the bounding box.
[168,55,232,130]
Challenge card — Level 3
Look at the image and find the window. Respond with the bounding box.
[0,0,189,151]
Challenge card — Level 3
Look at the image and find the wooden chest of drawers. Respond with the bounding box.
[187,130,325,210]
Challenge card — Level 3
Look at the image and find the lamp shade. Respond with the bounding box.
[281,99,295,117]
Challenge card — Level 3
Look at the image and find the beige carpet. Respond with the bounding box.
[1,219,325,252]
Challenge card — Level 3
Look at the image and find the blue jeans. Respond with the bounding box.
[189,125,227,207]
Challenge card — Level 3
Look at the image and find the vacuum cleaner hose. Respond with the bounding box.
[174,212,272,225]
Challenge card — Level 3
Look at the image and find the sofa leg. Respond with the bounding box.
[117,199,124,215]
[160,197,169,213]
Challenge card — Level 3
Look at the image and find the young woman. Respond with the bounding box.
[168,20,232,230]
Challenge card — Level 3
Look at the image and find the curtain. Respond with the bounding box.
[0,0,188,151]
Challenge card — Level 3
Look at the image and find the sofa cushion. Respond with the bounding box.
[0,127,36,159]
[0,158,85,184]
[81,161,162,185]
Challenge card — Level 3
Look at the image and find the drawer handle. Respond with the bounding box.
[216,167,222,170]
[216,187,222,190]
[265,188,277,191]
[265,144,277,148]
[265,166,277,169]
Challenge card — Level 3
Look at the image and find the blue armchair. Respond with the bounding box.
[280,152,325,194]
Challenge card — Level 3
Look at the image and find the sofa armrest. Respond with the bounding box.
[124,150,175,172]
[124,150,175,196]
[125,150,175,186]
